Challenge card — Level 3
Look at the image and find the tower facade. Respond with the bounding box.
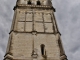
[4,0,68,60]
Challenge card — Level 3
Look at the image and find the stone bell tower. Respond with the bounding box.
[4,0,68,60]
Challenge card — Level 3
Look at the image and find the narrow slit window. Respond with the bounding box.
[41,44,45,55]
[28,0,31,5]
[37,0,41,5]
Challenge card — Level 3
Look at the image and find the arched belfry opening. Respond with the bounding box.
[37,0,41,5]
[41,44,45,55]
[28,0,31,5]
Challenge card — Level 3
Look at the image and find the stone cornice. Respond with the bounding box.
[9,30,61,36]
[13,4,56,12]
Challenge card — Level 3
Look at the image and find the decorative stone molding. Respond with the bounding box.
[4,54,13,60]
[60,55,68,60]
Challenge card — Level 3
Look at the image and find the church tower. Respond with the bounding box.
[4,0,68,60]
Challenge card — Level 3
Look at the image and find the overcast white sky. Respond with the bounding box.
[0,0,80,60]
